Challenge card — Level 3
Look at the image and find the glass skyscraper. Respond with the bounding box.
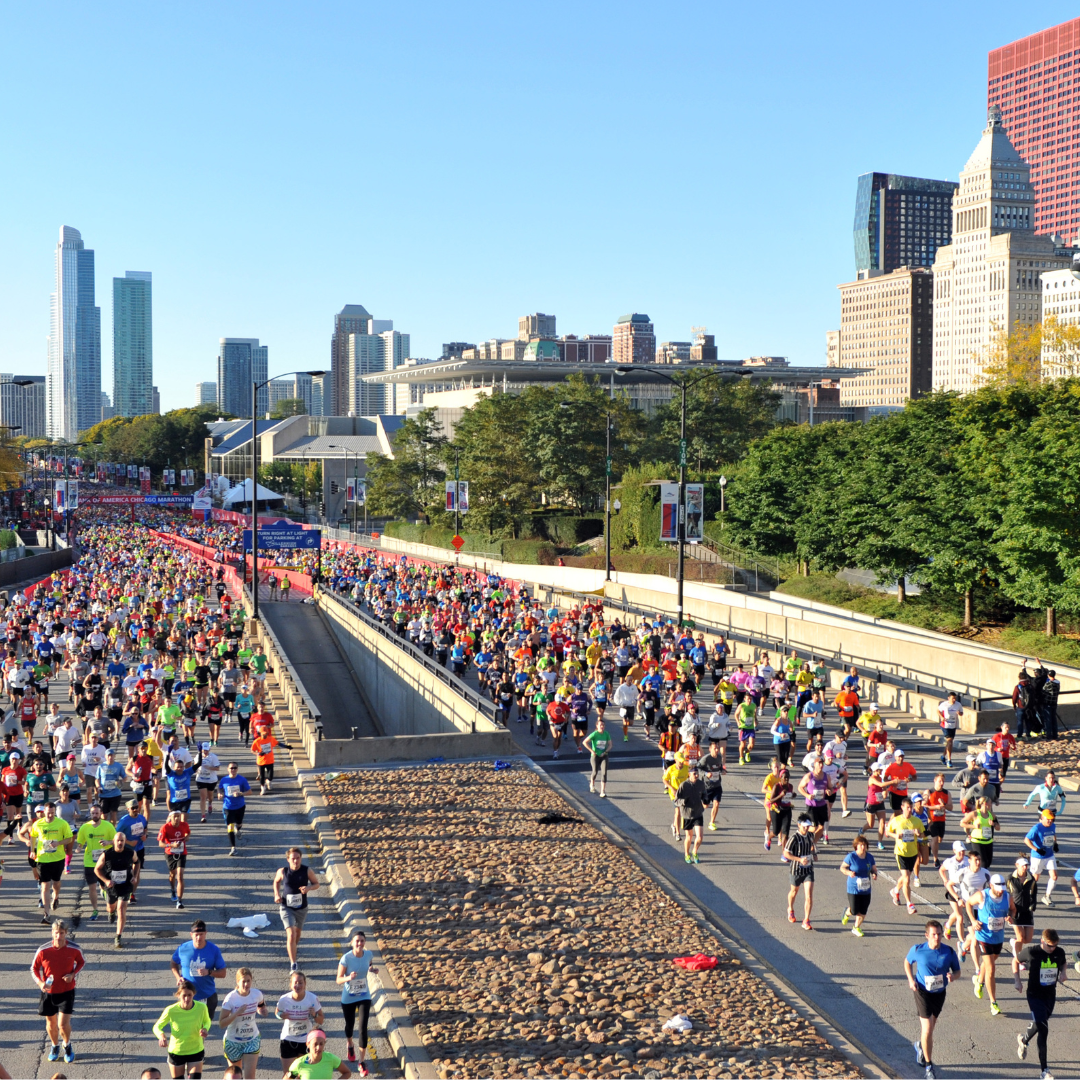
[47,225,101,440]
[854,174,959,276]
[217,338,269,418]
[113,271,153,417]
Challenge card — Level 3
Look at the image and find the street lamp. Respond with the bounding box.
[327,445,364,536]
[616,364,732,626]
[249,370,325,623]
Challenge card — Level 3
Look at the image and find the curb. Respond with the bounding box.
[520,757,893,1080]
[295,768,437,1080]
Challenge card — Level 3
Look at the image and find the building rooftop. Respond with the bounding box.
[965,106,1025,171]
[616,313,652,324]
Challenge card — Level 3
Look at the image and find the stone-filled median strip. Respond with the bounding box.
[293,756,881,1080]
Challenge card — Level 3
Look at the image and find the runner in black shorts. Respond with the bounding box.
[783,815,818,930]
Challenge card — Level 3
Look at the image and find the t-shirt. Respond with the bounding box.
[117,813,148,852]
[219,773,250,809]
[276,990,322,1041]
[153,1000,211,1056]
[340,949,372,1003]
[172,940,226,1000]
[31,817,72,863]
[583,729,611,758]
[288,1053,343,1080]
[906,942,960,993]
[842,851,876,894]
[221,987,264,1042]
[974,889,1010,944]
[1025,820,1056,858]
[76,819,116,868]
[888,814,925,857]
[1017,944,1067,1000]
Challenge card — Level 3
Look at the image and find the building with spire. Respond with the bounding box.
[47,226,101,440]
[931,107,1074,393]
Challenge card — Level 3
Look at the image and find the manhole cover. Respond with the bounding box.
[148,929,178,938]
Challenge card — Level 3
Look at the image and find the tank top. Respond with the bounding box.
[804,777,827,807]
[280,864,309,909]
[971,810,994,845]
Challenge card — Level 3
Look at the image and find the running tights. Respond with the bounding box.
[342,999,371,1044]
[1023,1019,1049,1070]
[590,754,609,784]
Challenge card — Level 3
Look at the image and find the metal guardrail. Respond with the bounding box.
[542,584,982,711]
[320,587,499,725]
[700,535,781,591]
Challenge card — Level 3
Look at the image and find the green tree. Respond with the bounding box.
[364,409,447,521]
[271,398,307,418]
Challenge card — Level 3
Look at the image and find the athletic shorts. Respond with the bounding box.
[848,892,871,916]
[865,802,886,818]
[572,718,588,732]
[168,799,192,814]
[166,852,187,871]
[738,729,754,743]
[279,903,308,930]
[224,1035,261,1062]
[196,781,216,791]
[913,987,946,1019]
[225,807,245,826]
[1029,854,1056,876]
[928,821,946,839]
[978,940,1004,955]
[83,866,100,885]
[39,989,75,1016]
[1014,908,1034,928]
[6,794,23,809]
[107,884,133,903]
[100,795,122,814]
[38,860,64,882]
[280,1039,308,1060]
[790,866,814,886]
[682,815,704,832]
[168,1050,205,1067]
[895,853,918,872]
[890,793,908,814]
[808,804,829,826]
[703,781,723,807]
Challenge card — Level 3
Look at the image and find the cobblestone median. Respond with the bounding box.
[321,763,860,1080]
[1015,730,1080,781]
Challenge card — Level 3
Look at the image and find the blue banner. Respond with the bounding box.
[242,527,321,551]
[145,494,194,506]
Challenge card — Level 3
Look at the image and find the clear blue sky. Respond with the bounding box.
[0,3,1055,412]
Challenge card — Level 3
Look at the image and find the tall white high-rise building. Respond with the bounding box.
[932,108,1074,392]
[47,226,101,440]
[195,381,218,406]
[347,322,409,415]
[113,271,153,417]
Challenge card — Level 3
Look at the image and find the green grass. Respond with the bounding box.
[996,627,1080,668]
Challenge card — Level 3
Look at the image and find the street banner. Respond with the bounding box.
[659,483,679,541]
[242,526,321,550]
[458,481,469,513]
[685,483,705,542]
[68,480,78,509]
[192,483,212,511]
[145,494,193,506]
[445,481,456,511]
[54,480,66,512]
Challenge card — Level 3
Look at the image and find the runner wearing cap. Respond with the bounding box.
[966,873,1015,1015]
[74,804,115,922]
[1025,808,1059,907]
[783,815,818,930]
[865,762,889,849]
[1008,857,1038,992]
[938,841,970,941]
[936,693,963,768]
[904,919,960,1080]
[158,809,191,909]
[883,748,917,815]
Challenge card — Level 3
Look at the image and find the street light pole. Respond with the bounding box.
[605,411,612,582]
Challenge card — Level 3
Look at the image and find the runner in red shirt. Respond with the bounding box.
[923,773,953,868]
[31,921,86,1061]
[992,721,1017,780]
[157,810,191,910]
[883,750,917,815]
[546,700,570,759]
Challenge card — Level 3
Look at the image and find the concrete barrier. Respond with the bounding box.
[0,547,73,590]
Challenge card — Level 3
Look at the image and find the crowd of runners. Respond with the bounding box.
[314,545,1075,1080]
[3,519,371,1078]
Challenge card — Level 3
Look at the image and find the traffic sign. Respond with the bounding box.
[451,534,465,551]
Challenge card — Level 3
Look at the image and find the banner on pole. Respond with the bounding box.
[659,483,679,541]
[458,481,469,513]
[54,480,66,512]
[445,481,457,511]
[684,483,705,542]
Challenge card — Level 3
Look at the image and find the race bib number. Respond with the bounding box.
[132,783,145,795]
[900,829,916,843]
[196,769,215,783]
[226,785,240,799]
[346,979,366,998]
[4,775,17,787]
[664,751,675,762]
[110,870,128,884]
[285,893,303,908]
[232,1016,257,1040]
[41,839,58,853]
[169,842,185,855]
[923,974,944,993]
[31,790,44,802]
[130,823,144,837]
[1040,965,1059,987]
[975,827,992,840]
[285,1017,309,1038]
[856,877,871,893]
[987,916,1005,932]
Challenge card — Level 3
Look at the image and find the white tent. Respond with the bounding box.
[222,479,286,509]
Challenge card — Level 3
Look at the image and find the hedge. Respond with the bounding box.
[527,516,603,545]
[383,521,556,563]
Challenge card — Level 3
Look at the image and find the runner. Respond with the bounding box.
[273,846,322,972]
[886,796,925,915]
[764,766,793,854]
[336,931,379,1073]
[1008,857,1038,991]
[840,833,878,937]
[734,694,756,765]
[218,967,267,1079]
[153,981,211,1080]
[252,727,286,795]
[783,815,818,930]
[31,920,85,1065]
[276,970,326,1076]
[219,762,251,855]
[904,919,960,1080]
[1015,927,1067,1080]
[923,774,952,869]
[675,763,707,865]
[285,1030,351,1079]
[937,693,962,768]
[159,808,192,909]
[797,758,833,845]
[612,676,638,743]
[961,795,999,869]
[171,920,227,1021]
[583,716,611,798]
[74,803,115,922]
[95,830,136,948]
[700,742,724,832]
[662,749,689,842]
[938,840,971,942]
[1025,808,1059,907]
[966,873,1014,1015]
[27,800,73,921]
[117,798,149,902]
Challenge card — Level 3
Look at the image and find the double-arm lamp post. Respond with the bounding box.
[250,370,325,623]
[615,365,730,626]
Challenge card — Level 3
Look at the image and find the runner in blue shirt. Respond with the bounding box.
[840,834,877,936]
[965,875,1014,1017]
[96,751,128,823]
[218,762,251,856]
[904,920,960,1080]
[116,799,148,903]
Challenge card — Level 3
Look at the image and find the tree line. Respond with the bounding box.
[725,381,1080,632]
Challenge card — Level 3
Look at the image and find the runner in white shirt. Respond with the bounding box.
[937,692,963,769]
[938,839,970,941]
[194,743,220,823]
[275,971,325,1075]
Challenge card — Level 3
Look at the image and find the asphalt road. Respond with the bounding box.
[0,650,398,1079]
[447,657,1080,1080]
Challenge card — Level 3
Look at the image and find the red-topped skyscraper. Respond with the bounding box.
[988,17,1080,242]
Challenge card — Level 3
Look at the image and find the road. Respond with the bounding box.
[438,653,1080,1079]
[0,644,398,1079]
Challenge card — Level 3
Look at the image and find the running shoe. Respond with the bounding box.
[925,1065,936,1080]
[762,834,769,847]
[358,1066,370,1078]
[939,754,946,764]
[912,876,921,889]
[822,833,830,845]
[907,903,917,915]
[877,841,885,851]
[670,823,678,839]
[347,1048,357,1064]
[589,783,595,794]
[891,888,900,906]
[914,1041,925,1066]
[89,911,99,922]
[1042,895,1055,907]
[290,961,300,973]
[201,814,206,823]
[691,854,700,864]
[802,920,813,931]
[228,848,237,856]
[708,823,717,831]
[114,935,122,949]
[48,1045,60,1062]
[787,909,796,923]
[128,895,137,905]
[1041,1070,1055,1079]
[943,927,951,939]
[623,735,629,742]
[851,926,865,938]
[973,975,983,998]
[1017,1034,1028,1060]
[63,1044,74,1064]
[841,810,852,818]
[176,900,184,909]
[990,1001,1001,1016]
[40,914,50,924]
[1015,974,1023,993]
[599,791,607,798]
[684,855,692,864]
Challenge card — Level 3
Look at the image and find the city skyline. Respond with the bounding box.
[1,6,1075,415]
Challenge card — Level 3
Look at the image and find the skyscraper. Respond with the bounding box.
[988,18,1080,241]
[0,375,46,439]
[47,226,101,440]
[331,305,372,415]
[217,338,268,418]
[612,314,655,365]
[112,271,153,417]
[195,381,217,406]
[518,313,556,340]
[310,374,329,416]
[931,108,1074,393]
[853,173,958,276]
[347,326,410,415]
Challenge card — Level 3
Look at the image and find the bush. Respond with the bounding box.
[531,516,603,545]
[0,530,17,551]
[503,540,558,565]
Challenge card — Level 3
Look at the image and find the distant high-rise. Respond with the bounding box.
[854,173,958,276]
[47,226,101,440]
[152,386,161,414]
[101,392,115,420]
[112,271,153,417]
[268,374,312,414]
[989,18,1080,241]
[0,375,46,439]
[331,305,372,416]
[347,325,410,415]
[612,314,655,365]
[217,338,268,418]
[518,313,556,340]
[195,381,217,406]
[441,342,474,359]
[311,374,329,416]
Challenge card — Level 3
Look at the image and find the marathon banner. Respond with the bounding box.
[445,480,469,512]
[181,469,196,486]
[685,483,705,542]
[81,494,145,505]
[242,526,321,551]
[347,478,367,504]
[163,468,176,486]
[54,480,66,511]
[659,483,679,542]
[127,465,136,479]
[192,483,212,511]
[145,494,194,506]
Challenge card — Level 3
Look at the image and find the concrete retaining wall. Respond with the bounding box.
[317,592,514,766]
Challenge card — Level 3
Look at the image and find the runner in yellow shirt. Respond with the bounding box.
[886,796,926,915]
[25,803,74,920]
